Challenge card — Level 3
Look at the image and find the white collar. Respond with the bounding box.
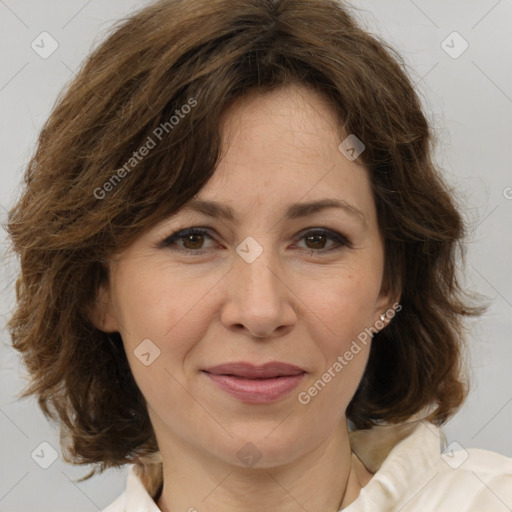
[344,419,445,510]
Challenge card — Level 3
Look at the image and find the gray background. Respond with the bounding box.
[1,0,511,510]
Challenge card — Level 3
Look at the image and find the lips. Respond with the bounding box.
[201,362,307,403]
[202,362,306,379]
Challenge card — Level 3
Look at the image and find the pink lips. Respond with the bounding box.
[202,362,306,404]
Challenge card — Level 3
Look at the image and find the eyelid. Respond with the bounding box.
[294,227,352,249]
[156,226,352,253]
[155,227,216,250]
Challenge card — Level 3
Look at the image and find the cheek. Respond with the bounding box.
[111,260,218,397]
[302,267,381,352]
[112,258,214,346]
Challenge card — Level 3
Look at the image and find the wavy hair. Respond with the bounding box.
[5,0,483,493]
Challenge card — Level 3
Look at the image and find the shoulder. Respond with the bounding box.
[395,430,512,511]
[425,446,512,509]
[349,420,512,512]
[452,445,512,475]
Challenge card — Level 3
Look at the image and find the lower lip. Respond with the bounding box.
[203,371,305,404]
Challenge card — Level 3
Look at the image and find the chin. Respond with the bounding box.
[208,425,315,470]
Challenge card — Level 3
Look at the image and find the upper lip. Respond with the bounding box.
[202,362,306,379]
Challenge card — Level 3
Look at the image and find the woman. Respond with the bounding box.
[6,0,512,510]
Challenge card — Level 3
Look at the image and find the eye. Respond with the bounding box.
[156,227,352,256]
[157,228,215,254]
[294,228,351,254]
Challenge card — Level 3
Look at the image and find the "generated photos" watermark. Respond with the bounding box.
[94,97,197,200]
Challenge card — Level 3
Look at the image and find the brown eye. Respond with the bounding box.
[158,227,350,256]
[304,233,329,250]
[181,232,206,250]
[296,229,351,254]
[158,228,215,254]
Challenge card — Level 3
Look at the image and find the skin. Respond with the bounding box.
[91,83,396,511]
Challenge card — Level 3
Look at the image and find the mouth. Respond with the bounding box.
[201,362,306,403]
[202,361,306,379]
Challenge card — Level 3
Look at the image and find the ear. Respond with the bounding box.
[87,281,119,333]
[373,280,402,331]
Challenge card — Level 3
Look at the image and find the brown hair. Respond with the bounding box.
[5,0,483,490]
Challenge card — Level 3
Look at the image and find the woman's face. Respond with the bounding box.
[93,84,393,469]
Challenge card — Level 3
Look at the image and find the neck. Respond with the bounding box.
[155,419,372,512]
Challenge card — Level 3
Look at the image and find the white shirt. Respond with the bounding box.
[102,420,512,511]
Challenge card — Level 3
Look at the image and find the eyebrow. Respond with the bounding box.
[179,198,367,226]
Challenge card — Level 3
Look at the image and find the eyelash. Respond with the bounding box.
[156,227,352,256]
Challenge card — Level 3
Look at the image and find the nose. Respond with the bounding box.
[220,241,297,339]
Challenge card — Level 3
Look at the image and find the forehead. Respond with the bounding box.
[188,84,375,227]
[219,84,343,156]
